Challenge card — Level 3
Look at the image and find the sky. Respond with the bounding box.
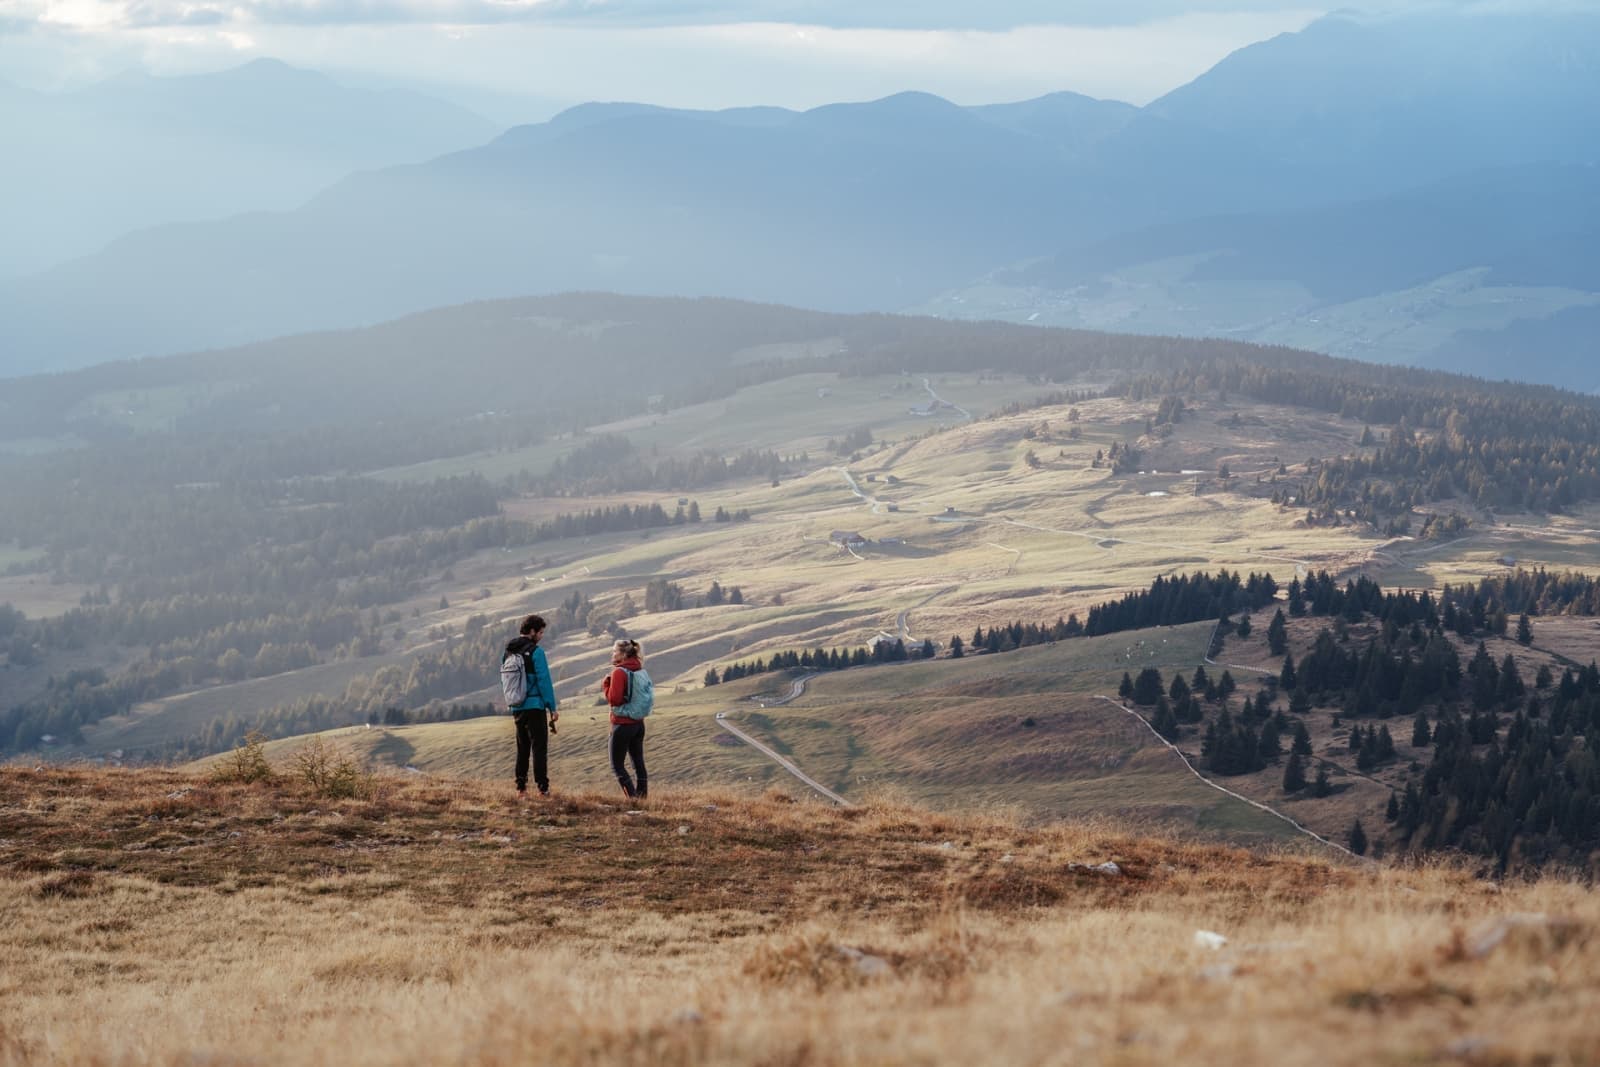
[0,1,1538,115]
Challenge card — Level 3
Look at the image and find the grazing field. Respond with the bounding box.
[3,765,1598,1067]
[68,382,243,434]
[0,545,43,573]
[0,572,90,620]
[368,372,1063,485]
[724,623,1311,845]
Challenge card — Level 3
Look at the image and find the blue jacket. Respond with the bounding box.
[504,636,557,712]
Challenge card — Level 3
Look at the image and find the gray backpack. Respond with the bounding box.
[500,651,530,709]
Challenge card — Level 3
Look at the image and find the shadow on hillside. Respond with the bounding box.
[870,543,938,559]
[368,732,417,768]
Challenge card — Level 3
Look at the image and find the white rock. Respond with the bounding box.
[834,944,892,977]
[1068,860,1122,877]
[854,954,892,978]
[1467,913,1583,960]
[1193,930,1229,950]
[677,825,690,836]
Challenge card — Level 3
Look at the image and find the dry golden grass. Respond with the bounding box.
[3,765,1598,1066]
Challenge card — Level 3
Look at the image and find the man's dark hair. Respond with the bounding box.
[519,614,546,636]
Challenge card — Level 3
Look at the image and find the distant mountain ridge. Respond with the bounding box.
[2,10,1596,384]
[0,58,498,280]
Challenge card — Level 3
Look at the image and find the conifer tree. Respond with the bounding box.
[1153,696,1179,740]
[1267,608,1288,655]
[1132,668,1165,706]
[1411,711,1431,748]
[1348,819,1368,856]
[1313,765,1332,797]
[1497,653,1525,706]
[1292,720,1313,756]
[1516,613,1533,646]
[1258,718,1281,758]
[1119,672,1134,699]
[1282,751,1307,793]
[950,635,964,658]
[1385,792,1400,823]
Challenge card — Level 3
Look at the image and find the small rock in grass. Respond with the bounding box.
[1067,861,1122,877]
[835,945,892,977]
[1465,913,1583,960]
[1193,930,1228,950]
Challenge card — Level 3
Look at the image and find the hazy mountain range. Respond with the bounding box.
[2,10,1596,387]
[0,59,498,280]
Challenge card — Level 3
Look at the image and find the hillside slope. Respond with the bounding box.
[2,766,1597,1066]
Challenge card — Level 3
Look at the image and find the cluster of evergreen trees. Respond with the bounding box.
[955,571,1281,660]
[1393,665,1600,866]
[522,434,796,496]
[1084,570,1279,635]
[705,637,935,685]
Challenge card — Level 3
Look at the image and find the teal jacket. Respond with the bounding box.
[504,637,557,713]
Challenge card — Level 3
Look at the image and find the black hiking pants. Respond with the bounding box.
[609,720,647,798]
[514,709,549,793]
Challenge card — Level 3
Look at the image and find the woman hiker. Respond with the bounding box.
[504,614,558,797]
[601,637,653,800]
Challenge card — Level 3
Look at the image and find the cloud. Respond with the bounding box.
[123,2,231,27]
[8,0,1583,33]
[0,0,1357,32]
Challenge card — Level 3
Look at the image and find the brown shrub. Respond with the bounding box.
[211,731,275,785]
[291,737,375,800]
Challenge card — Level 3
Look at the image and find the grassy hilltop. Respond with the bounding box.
[3,764,1598,1067]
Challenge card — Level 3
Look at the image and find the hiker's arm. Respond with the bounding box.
[605,667,628,707]
[532,647,557,711]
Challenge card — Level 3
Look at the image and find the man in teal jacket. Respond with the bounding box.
[504,614,558,796]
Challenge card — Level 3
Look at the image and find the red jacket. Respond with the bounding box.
[602,656,645,726]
